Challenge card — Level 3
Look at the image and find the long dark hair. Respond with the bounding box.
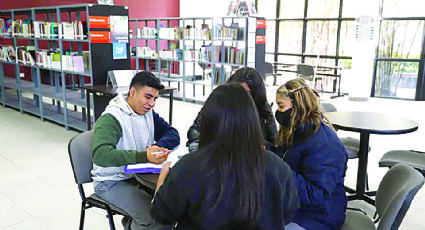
[227,67,274,132]
[198,83,265,226]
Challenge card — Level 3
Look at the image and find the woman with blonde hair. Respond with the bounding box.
[274,78,348,230]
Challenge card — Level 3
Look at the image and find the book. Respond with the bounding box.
[72,56,84,72]
[124,145,188,174]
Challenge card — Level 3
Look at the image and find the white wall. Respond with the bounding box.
[180,0,229,18]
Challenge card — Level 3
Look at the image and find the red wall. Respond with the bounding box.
[0,0,179,18]
[1,0,179,79]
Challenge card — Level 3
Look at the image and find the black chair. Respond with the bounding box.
[68,130,131,230]
[297,64,323,91]
[342,163,424,230]
[264,62,279,85]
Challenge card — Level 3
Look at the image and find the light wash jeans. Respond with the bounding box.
[94,178,172,230]
[285,222,306,230]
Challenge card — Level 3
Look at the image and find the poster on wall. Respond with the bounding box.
[90,31,111,43]
[89,16,110,28]
[113,43,127,59]
[110,15,129,43]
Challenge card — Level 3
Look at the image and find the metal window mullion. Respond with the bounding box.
[274,0,281,65]
[301,0,309,63]
[414,21,425,100]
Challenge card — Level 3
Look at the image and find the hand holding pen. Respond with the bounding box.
[147,145,170,164]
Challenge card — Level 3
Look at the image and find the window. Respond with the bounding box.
[278,21,303,53]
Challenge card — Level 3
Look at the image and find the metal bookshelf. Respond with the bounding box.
[129,16,265,103]
[0,4,129,131]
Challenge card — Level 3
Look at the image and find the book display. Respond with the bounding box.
[0,4,130,131]
[130,16,265,102]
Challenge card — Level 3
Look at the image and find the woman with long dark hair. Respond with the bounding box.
[186,67,276,151]
[151,83,299,229]
[274,78,348,230]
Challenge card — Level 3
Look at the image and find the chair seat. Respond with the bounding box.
[340,137,371,159]
[342,210,376,230]
[88,193,131,217]
[379,150,425,170]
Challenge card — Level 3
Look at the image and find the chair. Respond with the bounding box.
[379,150,425,176]
[342,163,424,230]
[297,64,323,91]
[264,62,279,85]
[68,130,130,230]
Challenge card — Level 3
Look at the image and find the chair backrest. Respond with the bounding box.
[321,102,337,112]
[107,70,137,87]
[376,163,424,230]
[68,130,94,185]
[297,64,315,77]
[264,62,274,75]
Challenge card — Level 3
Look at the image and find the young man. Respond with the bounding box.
[92,71,180,230]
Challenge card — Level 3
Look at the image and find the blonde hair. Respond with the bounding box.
[276,78,333,146]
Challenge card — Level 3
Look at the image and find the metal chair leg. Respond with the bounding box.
[106,206,116,230]
[79,200,86,230]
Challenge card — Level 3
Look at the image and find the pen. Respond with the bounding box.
[151,151,163,155]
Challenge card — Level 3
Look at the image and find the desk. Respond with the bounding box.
[83,85,176,130]
[327,111,418,205]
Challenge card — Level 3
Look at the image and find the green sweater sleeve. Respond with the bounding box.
[92,113,148,167]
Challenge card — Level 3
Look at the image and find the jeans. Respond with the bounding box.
[94,178,172,230]
[285,222,306,230]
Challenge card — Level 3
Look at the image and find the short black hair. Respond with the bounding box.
[130,71,164,91]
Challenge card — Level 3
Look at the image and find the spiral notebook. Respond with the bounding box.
[124,145,187,174]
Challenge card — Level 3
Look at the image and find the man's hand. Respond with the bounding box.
[146,145,170,164]
[154,161,172,197]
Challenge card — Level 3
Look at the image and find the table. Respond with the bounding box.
[83,85,175,130]
[327,111,418,205]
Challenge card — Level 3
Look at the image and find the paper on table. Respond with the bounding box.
[124,145,188,174]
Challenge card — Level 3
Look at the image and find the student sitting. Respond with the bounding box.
[151,83,299,229]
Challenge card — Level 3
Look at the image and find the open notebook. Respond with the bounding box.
[124,145,188,174]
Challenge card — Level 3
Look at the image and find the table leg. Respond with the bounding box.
[352,132,375,205]
[169,91,173,126]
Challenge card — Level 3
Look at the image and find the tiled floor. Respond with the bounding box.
[0,88,424,229]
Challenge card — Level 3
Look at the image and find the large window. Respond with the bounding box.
[261,0,425,100]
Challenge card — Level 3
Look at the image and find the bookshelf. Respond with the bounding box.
[129,16,265,103]
[0,4,130,131]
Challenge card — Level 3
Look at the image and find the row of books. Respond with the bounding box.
[0,19,32,38]
[0,46,16,62]
[36,51,88,72]
[17,46,36,65]
[136,47,156,58]
[0,18,87,39]
[0,46,90,71]
[135,46,245,65]
[200,45,245,64]
[33,21,87,40]
[154,24,241,41]
[135,27,156,39]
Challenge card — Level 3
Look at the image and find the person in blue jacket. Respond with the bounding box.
[274,78,348,230]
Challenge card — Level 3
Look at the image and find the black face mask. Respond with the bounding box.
[275,108,292,127]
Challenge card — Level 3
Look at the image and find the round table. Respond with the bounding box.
[327,111,418,205]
